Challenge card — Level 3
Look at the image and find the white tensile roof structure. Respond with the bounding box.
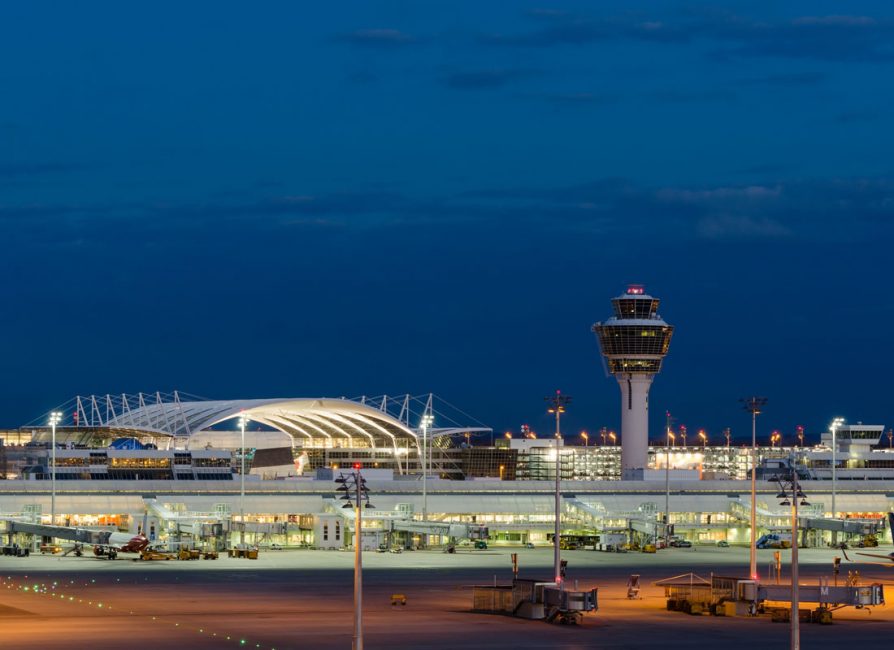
[106,396,417,448]
[37,392,491,451]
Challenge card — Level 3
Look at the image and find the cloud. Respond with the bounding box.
[0,162,85,178]
[334,29,417,48]
[739,71,827,86]
[537,91,619,106]
[481,16,688,48]
[657,185,782,203]
[697,215,791,239]
[444,69,537,90]
[2,176,892,247]
[649,88,736,103]
[792,16,876,27]
[703,14,894,62]
[835,109,881,123]
[732,163,797,175]
[483,10,894,63]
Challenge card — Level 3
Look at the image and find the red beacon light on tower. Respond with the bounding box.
[626,284,645,295]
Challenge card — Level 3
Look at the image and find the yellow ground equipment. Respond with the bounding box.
[138,549,175,561]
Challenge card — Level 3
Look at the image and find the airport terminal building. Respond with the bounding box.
[1,393,893,550]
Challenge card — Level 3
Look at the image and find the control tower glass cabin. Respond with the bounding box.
[592,285,674,476]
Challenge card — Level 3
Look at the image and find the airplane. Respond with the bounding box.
[3,513,150,560]
[841,547,894,567]
[89,528,151,559]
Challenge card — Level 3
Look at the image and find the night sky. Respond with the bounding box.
[2,2,893,444]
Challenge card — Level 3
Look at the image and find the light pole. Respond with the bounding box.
[724,427,731,448]
[600,427,607,446]
[664,411,673,545]
[420,413,433,528]
[796,425,804,448]
[665,411,674,548]
[680,425,687,448]
[545,390,570,585]
[741,397,767,581]
[337,466,373,650]
[609,431,616,446]
[830,417,844,545]
[237,412,249,548]
[777,456,809,650]
[580,431,588,447]
[48,411,62,526]
[698,429,707,449]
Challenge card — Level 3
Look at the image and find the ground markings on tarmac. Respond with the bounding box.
[1,574,278,649]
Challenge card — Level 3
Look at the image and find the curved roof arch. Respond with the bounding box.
[104,397,419,447]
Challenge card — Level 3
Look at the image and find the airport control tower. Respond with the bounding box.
[592,285,674,477]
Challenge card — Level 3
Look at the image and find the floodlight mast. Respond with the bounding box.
[419,412,434,545]
[238,412,249,548]
[545,390,570,585]
[664,411,674,548]
[777,455,809,650]
[829,417,845,545]
[741,397,767,581]
[337,466,374,650]
[48,412,63,526]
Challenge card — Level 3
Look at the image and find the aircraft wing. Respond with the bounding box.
[855,551,894,563]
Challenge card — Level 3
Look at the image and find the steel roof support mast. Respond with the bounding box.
[546,390,570,585]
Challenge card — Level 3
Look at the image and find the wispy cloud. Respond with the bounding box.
[739,71,827,86]
[650,88,736,103]
[482,11,894,63]
[0,162,85,178]
[697,214,791,239]
[2,177,892,245]
[444,69,537,90]
[835,109,881,123]
[481,16,689,48]
[334,28,417,48]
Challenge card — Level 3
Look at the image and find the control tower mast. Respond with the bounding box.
[592,285,674,478]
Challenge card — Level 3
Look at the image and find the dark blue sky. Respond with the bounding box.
[2,2,893,444]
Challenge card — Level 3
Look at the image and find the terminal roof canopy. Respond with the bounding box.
[31,393,491,449]
[102,397,419,448]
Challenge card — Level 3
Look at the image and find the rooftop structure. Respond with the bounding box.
[592,285,674,477]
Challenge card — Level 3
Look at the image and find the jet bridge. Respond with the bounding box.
[142,497,229,549]
[801,517,882,536]
[389,519,488,540]
[661,574,885,619]
[3,521,114,546]
[324,499,487,542]
[758,581,885,610]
